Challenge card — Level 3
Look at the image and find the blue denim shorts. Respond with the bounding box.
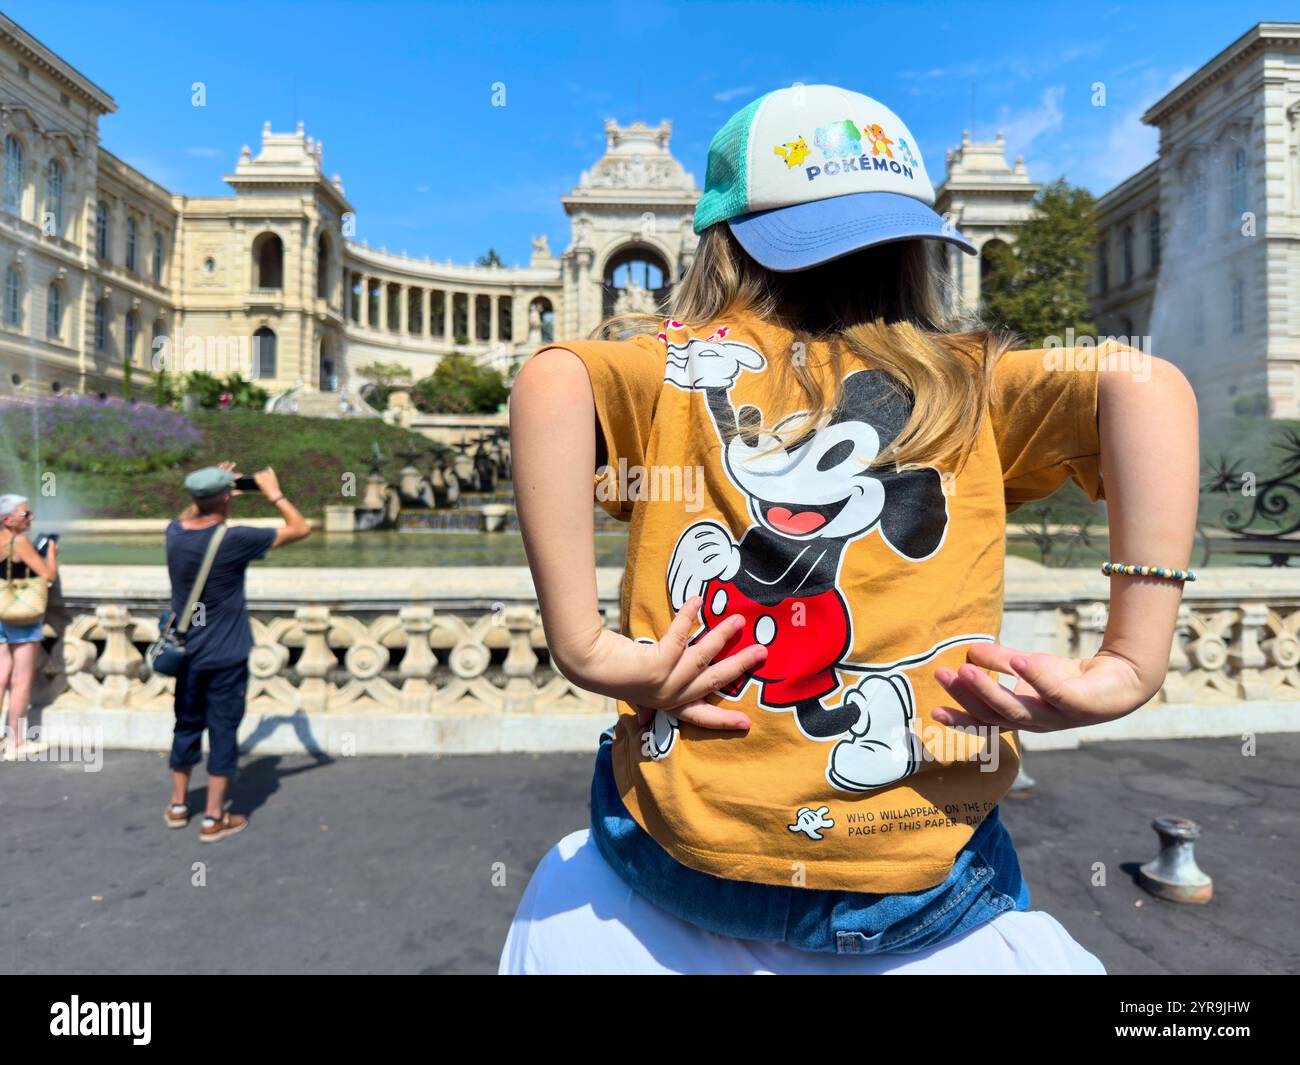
[590,726,1030,955]
[0,618,45,644]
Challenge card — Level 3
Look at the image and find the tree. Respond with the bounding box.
[980,178,1098,346]
[476,248,504,268]
[356,360,411,409]
[184,371,224,409]
[151,369,180,409]
[223,372,269,410]
[183,370,267,410]
[411,353,508,413]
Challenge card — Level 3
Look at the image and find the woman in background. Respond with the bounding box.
[0,494,56,761]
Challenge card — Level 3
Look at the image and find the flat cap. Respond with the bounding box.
[183,466,234,499]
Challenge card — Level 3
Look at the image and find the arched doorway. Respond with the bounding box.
[253,232,284,289]
[253,326,277,379]
[979,238,1013,285]
[319,335,337,392]
[978,238,1014,310]
[602,245,670,320]
[316,232,332,300]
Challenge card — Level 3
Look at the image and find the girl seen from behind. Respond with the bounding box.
[502,85,1198,975]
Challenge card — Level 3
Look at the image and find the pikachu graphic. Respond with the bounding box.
[773,136,811,170]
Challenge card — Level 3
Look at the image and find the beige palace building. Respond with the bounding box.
[0,13,701,407]
[1091,22,1300,417]
[4,14,1300,420]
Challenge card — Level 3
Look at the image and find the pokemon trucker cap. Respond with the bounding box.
[694,84,977,271]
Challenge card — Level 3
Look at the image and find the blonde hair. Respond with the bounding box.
[594,224,1014,472]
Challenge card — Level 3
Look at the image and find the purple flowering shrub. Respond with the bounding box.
[0,395,203,474]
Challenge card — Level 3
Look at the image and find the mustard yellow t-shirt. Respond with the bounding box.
[538,316,1107,894]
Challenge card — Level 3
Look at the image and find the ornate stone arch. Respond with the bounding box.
[977,236,1014,288]
[598,239,674,319]
[525,293,556,344]
[252,229,285,289]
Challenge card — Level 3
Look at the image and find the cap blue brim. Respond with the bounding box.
[727,190,977,272]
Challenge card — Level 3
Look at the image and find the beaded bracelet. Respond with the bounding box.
[1102,561,1196,582]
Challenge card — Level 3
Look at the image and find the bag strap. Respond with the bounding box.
[177,523,226,635]
[4,536,11,584]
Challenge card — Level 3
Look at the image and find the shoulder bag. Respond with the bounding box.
[0,536,48,626]
[146,523,227,677]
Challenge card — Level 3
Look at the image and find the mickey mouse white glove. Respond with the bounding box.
[664,338,766,391]
[668,520,741,609]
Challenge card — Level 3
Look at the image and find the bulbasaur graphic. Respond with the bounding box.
[813,119,862,158]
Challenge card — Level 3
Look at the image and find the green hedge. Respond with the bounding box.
[1,407,457,519]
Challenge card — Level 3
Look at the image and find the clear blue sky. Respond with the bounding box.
[6,1,1263,266]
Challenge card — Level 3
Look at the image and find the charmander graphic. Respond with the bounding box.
[653,324,992,794]
[863,122,895,157]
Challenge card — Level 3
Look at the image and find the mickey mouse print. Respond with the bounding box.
[655,322,994,793]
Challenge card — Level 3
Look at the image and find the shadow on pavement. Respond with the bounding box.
[228,752,335,817]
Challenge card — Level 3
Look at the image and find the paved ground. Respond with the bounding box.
[1,734,1296,974]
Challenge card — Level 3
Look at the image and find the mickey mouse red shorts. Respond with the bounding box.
[698,578,850,706]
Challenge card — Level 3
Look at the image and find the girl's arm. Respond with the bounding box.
[510,348,763,729]
[935,356,1199,730]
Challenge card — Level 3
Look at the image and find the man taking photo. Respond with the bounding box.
[163,462,310,842]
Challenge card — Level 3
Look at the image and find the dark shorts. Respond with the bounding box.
[170,659,249,777]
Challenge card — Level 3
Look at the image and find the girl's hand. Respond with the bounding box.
[560,596,765,732]
[933,641,1157,733]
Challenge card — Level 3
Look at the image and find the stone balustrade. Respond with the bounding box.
[25,558,1300,756]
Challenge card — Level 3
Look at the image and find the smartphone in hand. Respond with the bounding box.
[233,476,259,492]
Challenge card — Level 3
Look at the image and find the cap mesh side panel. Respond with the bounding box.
[693,94,768,233]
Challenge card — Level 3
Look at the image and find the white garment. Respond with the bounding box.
[499,830,1106,975]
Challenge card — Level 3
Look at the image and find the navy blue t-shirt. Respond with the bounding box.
[165,521,277,670]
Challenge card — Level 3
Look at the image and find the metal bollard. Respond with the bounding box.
[1137,816,1213,904]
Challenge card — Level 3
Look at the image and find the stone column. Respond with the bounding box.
[96,604,143,708]
[963,242,982,310]
[423,288,432,337]
[295,606,335,713]
[445,290,455,342]
[501,606,540,713]
[489,294,499,344]
[575,248,595,336]
[398,284,409,334]
[398,605,436,712]
[1231,604,1271,701]
[376,278,387,331]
